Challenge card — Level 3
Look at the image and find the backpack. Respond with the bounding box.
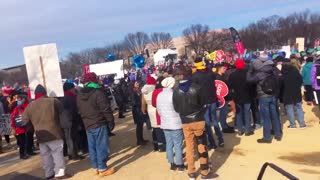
[261,69,280,96]
[315,65,320,87]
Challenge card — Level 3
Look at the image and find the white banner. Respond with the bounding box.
[23,43,64,98]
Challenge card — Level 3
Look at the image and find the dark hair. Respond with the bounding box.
[176,65,192,78]
[306,57,314,63]
[155,76,165,89]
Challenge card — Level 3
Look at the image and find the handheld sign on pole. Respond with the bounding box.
[23,43,64,99]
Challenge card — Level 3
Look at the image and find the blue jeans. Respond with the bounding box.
[163,129,184,165]
[205,103,223,143]
[218,102,228,129]
[259,97,282,140]
[236,103,251,133]
[86,125,109,171]
[285,103,306,128]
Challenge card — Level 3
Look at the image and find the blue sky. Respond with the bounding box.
[0,0,319,68]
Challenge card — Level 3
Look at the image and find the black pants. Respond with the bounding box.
[136,122,145,143]
[251,99,260,126]
[15,133,26,157]
[304,85,314,102]
[77,130,88,154]
[118,103,125,117]
[152,128,166,151]
[63,128,78,157]
[25,132,34,154]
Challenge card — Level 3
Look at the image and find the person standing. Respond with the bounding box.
[229,59,254,136]
[301,57,314,105]
[311,52,320,116]
[141,75,165,151]
[156,77,184,172]
[192,57,223,149]
[247,55,282,143]
[77,73,115,177]
[173,66,217,180]
[10,92,34,159]
[131,81,148,145]
[22,85,66,179]
[281,64,306,128]
[60,82,84,160]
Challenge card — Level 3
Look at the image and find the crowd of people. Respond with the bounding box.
[0,48,320,180]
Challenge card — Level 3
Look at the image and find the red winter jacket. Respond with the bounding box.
[11,102,29,135]
[151,88,163,126]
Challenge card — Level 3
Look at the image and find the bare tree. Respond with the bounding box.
[183,24,210,55]
[202,29,234,52]
[123,32,150,55]
[150,32,174,50]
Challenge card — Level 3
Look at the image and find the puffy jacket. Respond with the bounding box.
[247,59,277,98]
[141,85,158,128]
[59,92,78,129]
[157,88,182,130]
[77,84,114,130]
[192,69,217,104]
[311,59,320,90]
[173,80,206,124]
[229,69,253,104]
[302,62,313,85]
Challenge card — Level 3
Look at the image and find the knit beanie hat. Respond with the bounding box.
[235,59,245,69]
[35,84,47,95]
[146,75,157,85]
[194,57,206,70]
[83,72,98,84]
[2,85,13,96]
[306,57,314,63]
[161,77,175,89]
[63,82,75,91]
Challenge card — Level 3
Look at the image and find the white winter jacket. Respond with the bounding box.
[141,84,158,128]
[156,88,182,130]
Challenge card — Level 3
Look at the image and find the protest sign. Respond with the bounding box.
[0,114,11,136]
[215,80,229,108]
[23,43,64,98]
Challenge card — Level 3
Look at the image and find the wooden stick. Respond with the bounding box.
[39,56,47,90]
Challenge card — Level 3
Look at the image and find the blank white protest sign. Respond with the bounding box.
[23,43,64,98]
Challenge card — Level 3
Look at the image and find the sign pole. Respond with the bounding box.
[39,56,47,90]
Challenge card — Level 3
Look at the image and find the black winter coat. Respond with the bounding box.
[173,80,206,124]
[59,94,78,129]
[229,69,253,104]
[131,90,145,124]
[281,64,302,104]
[192,69,217,104]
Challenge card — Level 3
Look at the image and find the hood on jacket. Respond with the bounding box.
[179,80,192,93]
[252,59,274,71]
[141,84,155,95]
[78,87,96,100]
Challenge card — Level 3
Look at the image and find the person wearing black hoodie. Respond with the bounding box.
[173,66,217,180]
[192,57,224,148]
[77,73,115,177]
[229,59,254,136]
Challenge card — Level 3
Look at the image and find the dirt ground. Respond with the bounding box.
[0,103,320,180]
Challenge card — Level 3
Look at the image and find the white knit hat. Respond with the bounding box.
[161,77,175,89]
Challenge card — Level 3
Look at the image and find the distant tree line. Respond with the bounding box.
[2,9,319,83]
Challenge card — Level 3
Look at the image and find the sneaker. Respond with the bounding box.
[287,125,297,129]
[176,164,185,173]
[20,155,28,160]
[222,127,235,133]
[238,131,244,136]
[257,138,272,144]
[218,141,224,147]
[300,125,306,129]
[108,132,116,137]
[99,168,116,177]
[275,136,282,141]
[170,163,176,171]
[245,131,254,136]
[207,144,217,151]
[188,173,197,180]
[201,171,219,179]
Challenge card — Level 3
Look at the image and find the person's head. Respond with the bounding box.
[133,81,140,89]
[235,59,245,69]
[63,82,75,92]
[216,64,227,75]
[83,72,98,84]
[17,93,28,106]
[306,57,314,63]
[34,84,47,99]
[155,76,165,89]
[176,65,192,80]
[193,56,206,70]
